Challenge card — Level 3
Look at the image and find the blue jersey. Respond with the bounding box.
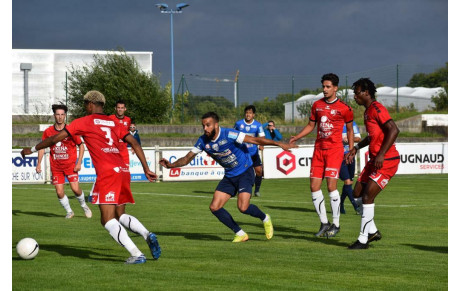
[192,127,253,178]
[233,119,265,156]
[342,121,361,154]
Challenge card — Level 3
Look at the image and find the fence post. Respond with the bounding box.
[396,64,399,113]
[180,74,185,124]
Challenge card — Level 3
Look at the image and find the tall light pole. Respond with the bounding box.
[156,3,189,112]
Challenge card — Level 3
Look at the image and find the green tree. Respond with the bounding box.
[66,49,171,123]
[407,63,448,88]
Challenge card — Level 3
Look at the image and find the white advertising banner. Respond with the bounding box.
[161,150,225,181]
[262,146,315,179]
[359,142,448,174]
[78,148,157,182]
[12,150,46,183]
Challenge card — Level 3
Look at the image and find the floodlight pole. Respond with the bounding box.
[157,4,189,112]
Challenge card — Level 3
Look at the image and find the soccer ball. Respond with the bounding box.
[16,238,39,260]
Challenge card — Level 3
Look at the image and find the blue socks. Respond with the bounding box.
[254,176,262,192]
[211,208,241,233]
[342,184,358,209]
[242,204,266,220]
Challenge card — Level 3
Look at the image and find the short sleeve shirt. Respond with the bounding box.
[310,98,354,149]
[192,127,252,177]
[42,125,82,170]
[364,101,399,159]
[65,114,129,174]
[233,119,265,156]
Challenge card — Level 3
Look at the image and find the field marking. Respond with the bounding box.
[12,186,447,208]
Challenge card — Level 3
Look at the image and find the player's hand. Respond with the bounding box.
[345,149,357,164]
[130,148,135,155]
[74,163,82,172]
[144,170,158,182]
[280,142,298,151]
[159,158,171,168]
[21,148,32,158]
[374,154,384,169]
[259,145,264,151]
[289,136,298,144]
[35,166,42,174]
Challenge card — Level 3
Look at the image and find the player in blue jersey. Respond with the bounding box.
[159,112,297,242]
[339,121,361,214]
[234,105,265,197]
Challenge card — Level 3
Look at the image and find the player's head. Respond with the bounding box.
[115,100,127,117]
[129,122,136,132]
[321,73,339,99]
[268,120,275,128]
[201,112,219,139]
[352,78,377,105]
[83,91,106,113]
[51,104,68,125]
[244,105,256,122]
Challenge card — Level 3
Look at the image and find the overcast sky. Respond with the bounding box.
[12,0,448,78]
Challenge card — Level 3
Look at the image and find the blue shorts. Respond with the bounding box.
[251,152,262,167]
[339,157,356,181]
[216,167,255,197]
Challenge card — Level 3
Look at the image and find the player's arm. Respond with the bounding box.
[374,120,400,169]
[345,121,355,152]
[124,134,157,182]
[74,143,85,172]
[21,130,69,158]
[35,149,45,173]
[159,151,197,169]
[289,120,316,144]
[243,135,297,151]
[345,135,370,164]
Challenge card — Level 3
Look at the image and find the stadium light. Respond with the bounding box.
[156,2,190,111]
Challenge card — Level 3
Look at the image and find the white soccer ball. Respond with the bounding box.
[16,238,39,260]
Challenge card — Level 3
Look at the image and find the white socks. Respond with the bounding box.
[104,218,142,257]
[358,203,377,244]
[119,214,150,240]
[58,195,72,213]
[312,190,328,224]
[329,190,341,227]
[75,191,87,207]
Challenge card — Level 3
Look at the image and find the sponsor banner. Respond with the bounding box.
[162,150,225,181]
[359,142,448,174]
[263,146,315,179]
[12,151,46,183]
[79,149,156,182]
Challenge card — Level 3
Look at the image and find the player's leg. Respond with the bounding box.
[252,153,263,197]
[210,189,245,242]
[99,204,145,263]
[310,176,330,237]
[324,147,343,237]
[339,159,348,214]
[68,174,92,218]
[53,171,74,218]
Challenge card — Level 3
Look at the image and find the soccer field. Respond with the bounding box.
[12,174,448,290]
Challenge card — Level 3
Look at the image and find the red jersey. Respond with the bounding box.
[65,114,129,174]
[364,101,399,159]
[108,114,131,164]
[42,125,82,170]
[310,98,354,149]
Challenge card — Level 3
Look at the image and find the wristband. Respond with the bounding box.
[30,146,37,153]
[354,144,360,151]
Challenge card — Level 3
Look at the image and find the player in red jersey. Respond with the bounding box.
[36,104,92,219]
[109,100,131,166]
[290,73,355,238]
[22,91,161,264]
[345,78,400,249]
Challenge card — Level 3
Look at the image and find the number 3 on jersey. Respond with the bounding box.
[100,127,114,146]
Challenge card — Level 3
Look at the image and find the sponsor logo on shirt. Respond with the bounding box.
[212,144,219,151]
[228,131,238,140]
[218,139,227,146]
[100,147,120,154]
[94,119,115,126]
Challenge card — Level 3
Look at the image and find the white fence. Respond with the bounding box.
[12,142,447,184]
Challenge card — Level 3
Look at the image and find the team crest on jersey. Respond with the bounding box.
[331,109,337,115]
[124,121,127,126]
[245,126,250,131]
[205,144,211,149]
[212,144,219,151]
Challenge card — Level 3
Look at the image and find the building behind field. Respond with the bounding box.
[12,49,153,117]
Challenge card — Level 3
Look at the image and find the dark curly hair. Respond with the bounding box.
[352,78,377,99]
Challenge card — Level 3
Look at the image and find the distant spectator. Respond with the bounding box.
[128,122,141,154]
[263,121,283,141]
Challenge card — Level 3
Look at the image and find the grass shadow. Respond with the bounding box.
[155,231,224,241]
[264,205,315,213]
[402,244,448,254]
[13,244,123,262]
[12,209,62,218]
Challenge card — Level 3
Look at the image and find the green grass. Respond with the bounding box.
[12,175,447,290]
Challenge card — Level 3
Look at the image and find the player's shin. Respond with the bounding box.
[312,190,328,224]
[119,214,150,240]
[104,218,143,257]
[358,203,375,244]
[211,208,241,233]
[329,190,341,227]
